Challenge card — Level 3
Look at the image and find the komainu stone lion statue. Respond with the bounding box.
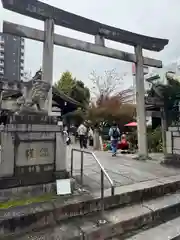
[16,69,51,114]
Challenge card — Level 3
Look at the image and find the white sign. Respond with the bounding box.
[56,179,71,195]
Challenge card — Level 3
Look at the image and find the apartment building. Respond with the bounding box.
[0,33,25,81]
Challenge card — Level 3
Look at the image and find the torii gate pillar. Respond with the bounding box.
[135,45,148,158]
[42,18,54,115]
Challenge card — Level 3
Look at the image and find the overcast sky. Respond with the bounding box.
[0,0,180,89]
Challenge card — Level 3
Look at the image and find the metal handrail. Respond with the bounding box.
[70,148,115,219]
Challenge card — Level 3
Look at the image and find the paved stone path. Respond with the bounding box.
[67,145,180,192]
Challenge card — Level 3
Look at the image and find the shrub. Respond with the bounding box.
[147,127,162,152]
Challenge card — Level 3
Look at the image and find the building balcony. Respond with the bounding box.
[0,43,4,49]
[0,55,4,59]
[21,39,25,46]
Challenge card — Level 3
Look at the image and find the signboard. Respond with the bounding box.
[16,142,54,166]
[1,0,168,51]
[26,148,49,160]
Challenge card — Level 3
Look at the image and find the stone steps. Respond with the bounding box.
[124,216,180,240]
[0,175,180,238]
[6,192,180,240]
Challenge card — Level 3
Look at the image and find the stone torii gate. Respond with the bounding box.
[1,0,169,158]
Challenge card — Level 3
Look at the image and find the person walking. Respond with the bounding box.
[77,122,87,149]
[88,127,94,147]
[109,122,120,156]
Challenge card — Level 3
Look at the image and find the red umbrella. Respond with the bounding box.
[124,122,137,127]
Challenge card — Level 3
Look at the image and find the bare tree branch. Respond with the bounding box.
[90,69,127,98]
[89,69,133,105]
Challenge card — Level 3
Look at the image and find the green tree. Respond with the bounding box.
[54,71,74,96]
[54,71,90,107]
[147,72,180,126]
[71,80,90,107]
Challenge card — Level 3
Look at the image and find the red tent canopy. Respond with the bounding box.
[124,122,137,127]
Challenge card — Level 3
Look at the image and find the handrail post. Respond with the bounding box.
[71,148,114,209]
[70,148,73,177]
[80,150,84,185]
[111,186,115,196]
[97,169,107,225]
[100,169,104,216]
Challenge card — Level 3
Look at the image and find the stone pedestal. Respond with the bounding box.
[162,126,180,166]
[0,115,68,189]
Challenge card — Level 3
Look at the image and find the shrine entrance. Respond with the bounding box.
[1,0,169,158]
